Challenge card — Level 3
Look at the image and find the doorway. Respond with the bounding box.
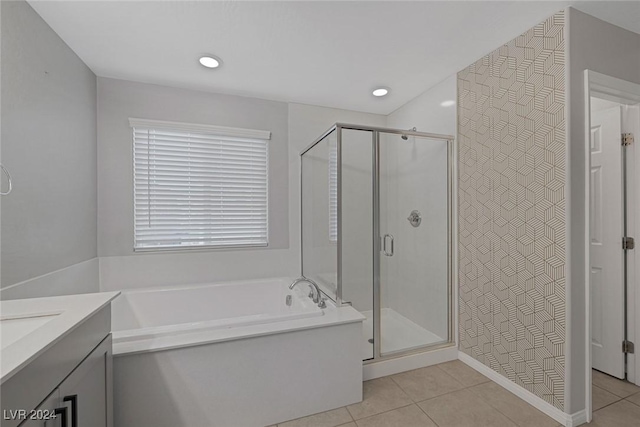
[589,97,637,379]
[586,71,640,421]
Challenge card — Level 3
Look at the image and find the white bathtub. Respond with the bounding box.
[111,278,324,349]
[110,277,364,427]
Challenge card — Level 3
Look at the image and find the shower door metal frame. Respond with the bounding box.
[372,130,381,359]
[300,123,455,363]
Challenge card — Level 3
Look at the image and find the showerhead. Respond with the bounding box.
[401,127,417,140]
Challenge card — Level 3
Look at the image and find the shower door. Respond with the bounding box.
[340,128,375,360]
[377,131,451,357]
[300,124,453,362]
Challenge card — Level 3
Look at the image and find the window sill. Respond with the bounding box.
[133,243,269,254]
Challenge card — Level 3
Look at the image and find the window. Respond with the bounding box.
[329,139,337,242]
[131,118,269,251]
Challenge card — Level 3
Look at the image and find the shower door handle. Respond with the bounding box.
[382,234,394,257]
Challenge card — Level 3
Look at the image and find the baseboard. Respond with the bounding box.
[568,410,587,427]
[363,344,458,380]
[458,352,586,427]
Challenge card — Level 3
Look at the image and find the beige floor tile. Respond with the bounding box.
[592,385,622,411]
[469,382,559,427]
[391,365,464,402]
[418,388,517,427]
[346,377,413,420]
[593,370,640,398]
[626,391,640,407]
[436,360,490,387]
[336,424,356,427]
[589,400,640,426]
[354,405,436,427]
[278,408,353,427]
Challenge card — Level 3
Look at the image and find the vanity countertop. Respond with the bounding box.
[0,292,120,384]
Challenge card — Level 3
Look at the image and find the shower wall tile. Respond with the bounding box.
[457,11,566,410]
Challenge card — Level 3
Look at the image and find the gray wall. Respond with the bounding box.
[566,7,640,413]
[387,75,456,136]
[98,95,387,291]
[97,78,290,286]
[1,0,98,290]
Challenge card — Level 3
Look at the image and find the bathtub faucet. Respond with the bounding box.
[289,277,327,308]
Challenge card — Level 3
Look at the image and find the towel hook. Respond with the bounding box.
[0,164,12,196]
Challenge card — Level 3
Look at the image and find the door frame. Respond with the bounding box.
[584,70,640,420]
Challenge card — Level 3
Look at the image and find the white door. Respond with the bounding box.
[591,105,625,379]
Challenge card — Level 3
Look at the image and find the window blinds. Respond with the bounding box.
[131,118,270,250]
[329,142,338,242]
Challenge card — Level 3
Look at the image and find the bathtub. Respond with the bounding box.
[111,278,325,350]
[110,277,364,427]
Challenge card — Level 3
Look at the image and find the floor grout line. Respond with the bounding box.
[474,385,563,426]
[348,402,415,424]
[417,375,558,427]
[387,364,469,405]
[345,404,355,422]
[592,383,626,408]
[413,400,442,427]
[595,388,637,400]
[432,362,475,389]
[411,382,547,427]
[404,376,481,406]
[435,383,525,427]
[387,374,417,401]
[276,405,354,427]
[592,396,630,415]
[592,370,640,399]
[465,386,531,427]
[625,391,640,408]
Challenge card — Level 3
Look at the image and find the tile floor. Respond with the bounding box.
[269,363,640,427]
[590,369,640,426]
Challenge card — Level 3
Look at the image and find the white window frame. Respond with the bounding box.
[130,118,271,252]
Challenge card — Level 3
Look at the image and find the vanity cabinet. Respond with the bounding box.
[14,335,113,427]
[57,335,112,427]
[2,301,115,427]
[19,390,60,427]
[16,335,112,427]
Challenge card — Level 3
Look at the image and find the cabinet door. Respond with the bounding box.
[58,335,112,427]
[19,389,67,427]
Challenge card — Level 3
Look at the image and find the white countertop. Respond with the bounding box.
[0,292,120,384]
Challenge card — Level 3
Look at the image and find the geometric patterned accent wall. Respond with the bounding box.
[458,11,566,410]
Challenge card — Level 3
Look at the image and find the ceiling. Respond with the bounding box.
[28,1,640,115]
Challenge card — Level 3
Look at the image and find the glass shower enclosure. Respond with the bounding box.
[300,124,454,361]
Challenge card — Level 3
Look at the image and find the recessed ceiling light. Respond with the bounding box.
[199,55,221,69]
[441,100,456,107]
[372,88,389,97]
